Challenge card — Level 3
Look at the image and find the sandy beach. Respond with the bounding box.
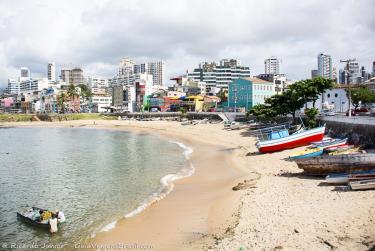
[2,119,375,250]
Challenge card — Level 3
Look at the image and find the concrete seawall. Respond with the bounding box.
[321,116,375,148]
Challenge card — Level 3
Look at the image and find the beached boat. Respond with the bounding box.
[289,147,324,159]
[255,126,325,153]
[311,138,347,149]
[325,170,375,184]
[295,153,375,176]
[350,179,375,190]
[328,147,360,156]
[17,207,61,230]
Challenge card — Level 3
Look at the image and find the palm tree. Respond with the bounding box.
[57,92,67,114]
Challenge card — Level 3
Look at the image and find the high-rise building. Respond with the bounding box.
[47,62,56,81]
[317,53,332,79]
[264,57,280,75]
[71,68,84,85]
[311,69,319,79]
[61,69,71,84]
[372,61,375,77]
[347,62,360,84]
[60,67,84,85]
[20,67,30,82]
[187,59,250,91]
[7,79,20,94]
[147,61,165,86]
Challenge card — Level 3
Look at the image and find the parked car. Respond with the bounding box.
[355,107,369,113]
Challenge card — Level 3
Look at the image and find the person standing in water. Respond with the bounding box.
[49,215,58,233]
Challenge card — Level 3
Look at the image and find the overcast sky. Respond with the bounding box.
[0,0,374,87]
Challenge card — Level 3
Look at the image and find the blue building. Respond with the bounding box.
[228,77,274,111]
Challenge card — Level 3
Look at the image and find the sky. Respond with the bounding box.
[0,0,374,88]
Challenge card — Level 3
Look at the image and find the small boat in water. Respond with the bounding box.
[325,170,375,184]
[289,147,324,159]
[350,179,375,190]
[294,153,375,176]
[17,207,64,231]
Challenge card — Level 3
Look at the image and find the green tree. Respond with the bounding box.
[349,85,375,109]
[217,89,227,102]
[247,78,333,125]
[66,84,79,99]
[304,108,319,128]
[78,84,93,111]
[57,92,67,114]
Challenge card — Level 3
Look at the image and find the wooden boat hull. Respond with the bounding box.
[325,170,375,184]
[256,126,325,153]
[17,207,60,230]
[295,153,375,176]
[17,212,51,229]
[350,179,375,190]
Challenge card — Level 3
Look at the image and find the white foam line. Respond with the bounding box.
[95,141,194,235]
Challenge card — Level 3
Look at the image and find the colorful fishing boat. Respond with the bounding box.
[311,138,347,149]
[289,147,324,159]
[295,153,375,176]
[255,126,325,153]
[325,170,375,184]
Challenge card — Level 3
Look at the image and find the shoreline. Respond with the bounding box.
[2,120,254,250]
[2,119,374,250]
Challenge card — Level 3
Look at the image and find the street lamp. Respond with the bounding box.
[340,58,356,117]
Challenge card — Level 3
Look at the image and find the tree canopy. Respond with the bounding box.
[348,85,375,108]
[248,77,334,122]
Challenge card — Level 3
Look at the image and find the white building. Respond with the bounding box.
[304,88,350,113]
[7,79,20,94]
[317,53,332,79]
[187,59,250,92]
[91,95,112,112]
[19,78,49,93]
[48,62,56,81]
[264,57,280,75]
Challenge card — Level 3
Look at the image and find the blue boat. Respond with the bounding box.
[289,147,324,159]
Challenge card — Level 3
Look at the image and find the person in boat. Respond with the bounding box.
[55,209,65,223]
[49,215,58,233]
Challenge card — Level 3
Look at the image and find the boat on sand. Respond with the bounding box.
[255,126,325,153]
[325,170,375,184]
[289,147,324,159]
[294,153,375,176]
[350,179,375,190]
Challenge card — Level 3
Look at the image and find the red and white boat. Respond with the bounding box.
[255,126,325,153]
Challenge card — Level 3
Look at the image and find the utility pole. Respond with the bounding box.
[340,58,356,117]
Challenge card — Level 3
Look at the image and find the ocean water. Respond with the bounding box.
[0,127,192,249]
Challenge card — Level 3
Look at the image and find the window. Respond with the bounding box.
[335,93,338,98]
[327,94,330,98]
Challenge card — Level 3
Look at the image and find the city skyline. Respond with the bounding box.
[0,0,374,88]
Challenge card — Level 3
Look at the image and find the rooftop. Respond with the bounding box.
[242,77,272,84]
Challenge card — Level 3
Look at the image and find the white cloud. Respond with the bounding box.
[0,0,374,87]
